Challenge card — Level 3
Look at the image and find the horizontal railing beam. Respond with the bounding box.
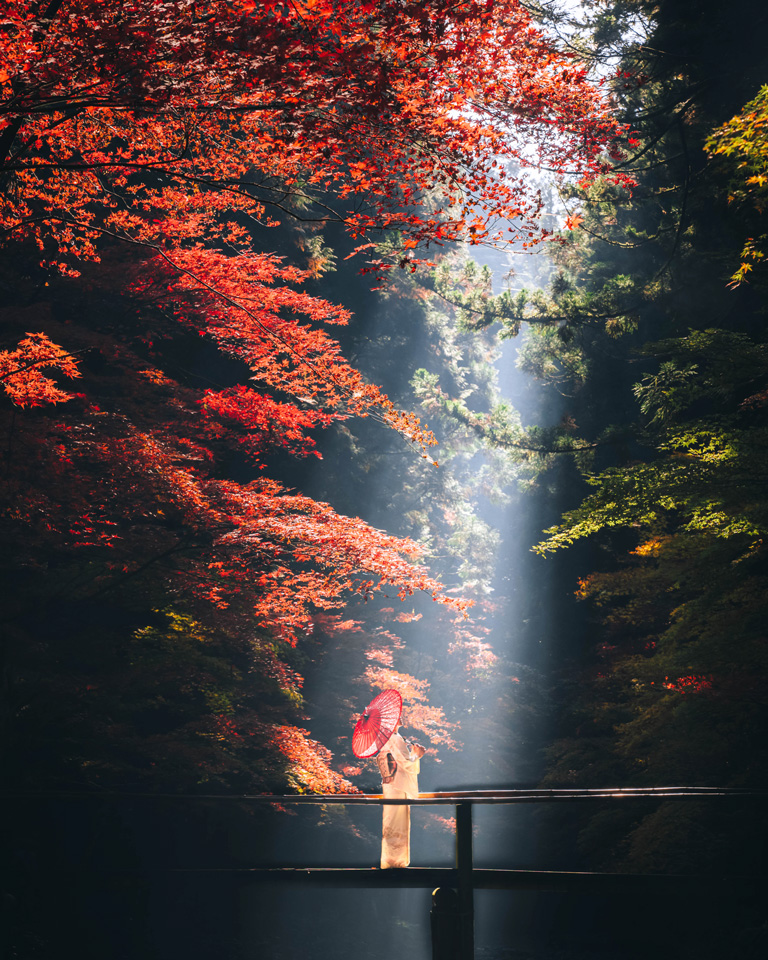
[38,865,766,896]
[1,787,766,804]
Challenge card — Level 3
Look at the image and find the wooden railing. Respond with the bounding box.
[222,787,768,960]
[3,786,767,960]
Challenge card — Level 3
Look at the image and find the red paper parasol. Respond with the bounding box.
[352,689,403,758]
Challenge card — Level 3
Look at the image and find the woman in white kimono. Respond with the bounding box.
[377,722,426,868]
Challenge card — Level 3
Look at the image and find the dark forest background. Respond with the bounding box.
[2,1,768,958]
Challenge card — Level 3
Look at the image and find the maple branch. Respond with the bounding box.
[0,347,86,379]
[0,154,352,227]
[0,99,292,117]
[167,170,349,224]
[0,0,66,168]
[1,156,198,174]
[1,212,427,449]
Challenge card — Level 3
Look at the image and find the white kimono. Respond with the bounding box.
[377,731,420,868]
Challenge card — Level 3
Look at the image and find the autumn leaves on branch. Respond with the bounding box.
[0,3,627,650]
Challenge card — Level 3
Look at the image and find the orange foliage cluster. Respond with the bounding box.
[363,663,458,749]
[428,815,457,834]
[206,715,358,793]
[364,645,396,667]
[9,394,461,644]
[393,610,423,624]
[269,723,359,794]
[0,0,627,272]
[0,332,81,406]
[127,249,434,450]
[631,537,672,558]
[340,764,363,777]
[661,675,714,695]
[448,600,499,677]
[563,213,585,232]
[448,632,499,676]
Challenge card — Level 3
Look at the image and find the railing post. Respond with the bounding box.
[430,887,460,960]
[456,801,474,960]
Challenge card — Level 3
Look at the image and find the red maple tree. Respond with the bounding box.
[0,0,627,791]
[0,0,626,262]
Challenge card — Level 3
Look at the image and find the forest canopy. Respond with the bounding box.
[3,3,768,958]
[0,0,623,795]
[473,0,768,889]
